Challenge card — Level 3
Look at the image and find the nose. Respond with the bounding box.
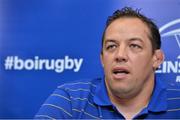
[115,45,128,63]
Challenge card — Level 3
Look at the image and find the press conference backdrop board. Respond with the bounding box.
[0,0,180,118]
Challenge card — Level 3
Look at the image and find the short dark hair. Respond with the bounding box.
[101,7,161,53]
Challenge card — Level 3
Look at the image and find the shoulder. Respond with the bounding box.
[167,87,180,97]
[166,87,180,115]
[35,78,102,119]
[57,78,102,92]
[57,78,102,98]
[58,78,102,88]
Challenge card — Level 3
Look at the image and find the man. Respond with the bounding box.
[35,7,180,119]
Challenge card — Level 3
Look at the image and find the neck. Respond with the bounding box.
[114,95,150,119]
[108,78,155,119]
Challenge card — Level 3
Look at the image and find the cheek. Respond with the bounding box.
[131,55,154,74]
[102,56,114,73]
[103,60,112,71]
[102,54,114,65]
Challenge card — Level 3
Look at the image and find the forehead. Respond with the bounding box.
[104,17,151,42]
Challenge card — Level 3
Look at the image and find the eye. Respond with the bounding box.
[106,44,117,50]
[129,44,142,49]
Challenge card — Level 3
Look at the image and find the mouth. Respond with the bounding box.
[112,67,130,79]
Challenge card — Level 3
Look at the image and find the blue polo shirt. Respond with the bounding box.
[35,77,180,119]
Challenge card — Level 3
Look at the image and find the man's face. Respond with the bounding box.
[101,18,163,99]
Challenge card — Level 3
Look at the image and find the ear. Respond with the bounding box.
[152,49,164,70]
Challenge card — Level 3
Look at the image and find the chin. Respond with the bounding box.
[113,88,135,99]
[112,84,130,93]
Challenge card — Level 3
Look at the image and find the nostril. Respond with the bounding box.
[115,57,127,62]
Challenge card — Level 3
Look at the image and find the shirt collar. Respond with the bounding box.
[147,78,167,112]
[93,77,112,106]
[93,77,167,112]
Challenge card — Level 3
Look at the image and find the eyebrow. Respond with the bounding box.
[104,39,117,44]
[105,38,144,44]
[128,38,144,43]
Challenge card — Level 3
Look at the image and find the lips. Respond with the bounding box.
[112,67,130,79]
